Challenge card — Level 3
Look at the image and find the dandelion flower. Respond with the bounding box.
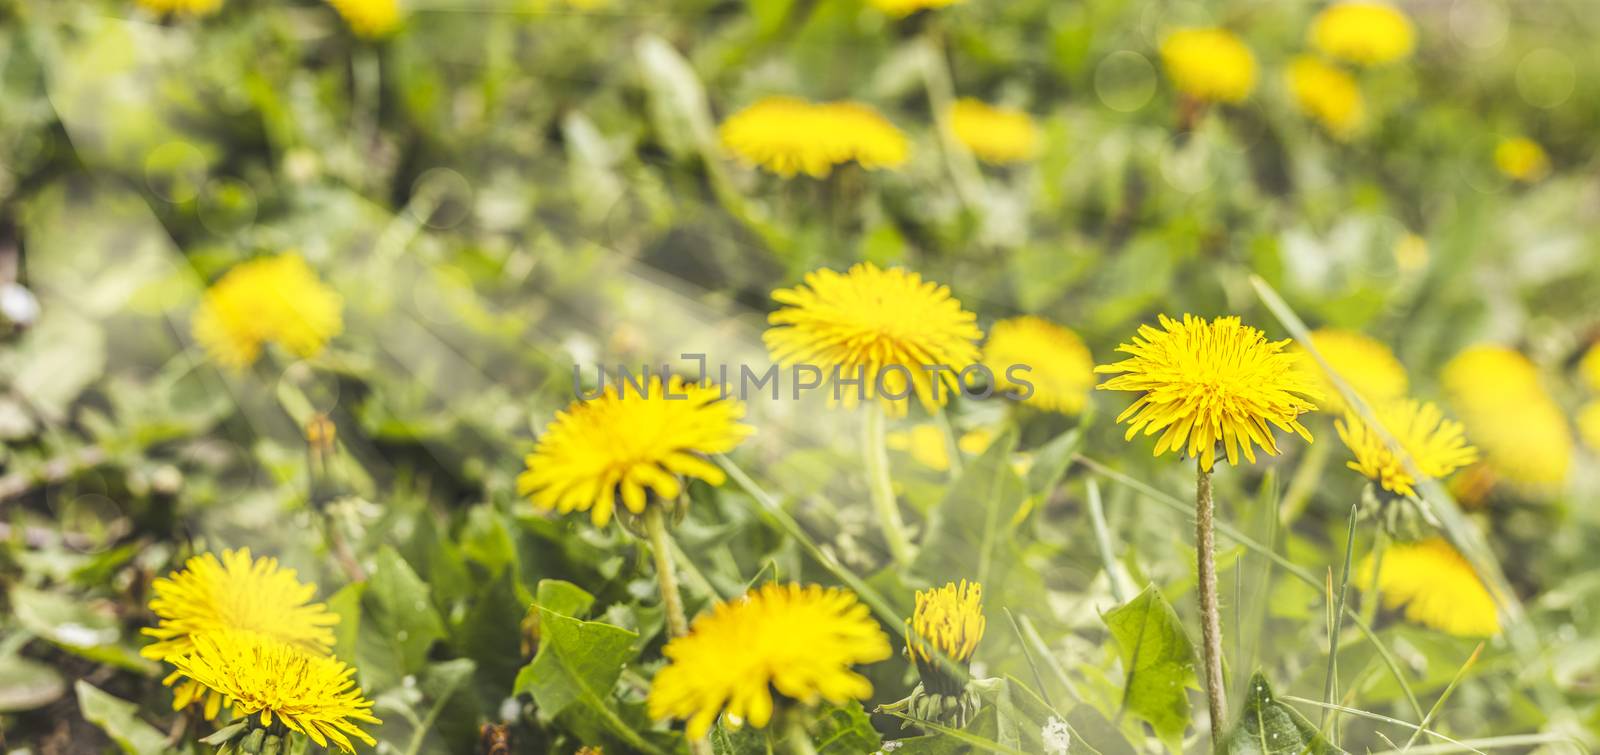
[764,263,982,415]
[171,630,379,752]
[1286,56,1365,139]
[1159,28,1257,104]
[867,0,961,15]
[1294,328,1408,414]
[983,316,1094,415]
[949,99,1041,164]
[1336,400,1478,499]
[326,0,403,38]
[192,254,343,370]
[647,583,891,739]
[135,0,222,17]
[1494,137,1550,183]
[906,581,985,696]
[517,376,751,528]
[1579,402,1600,452]
[1357,538,1500,637]
[720,97,910,179]
[1309,1,1415,66]
[1580,345,1600,392]
[1442,346,1573,492]
[1096,314,1321,469]
[886,425,1002,473]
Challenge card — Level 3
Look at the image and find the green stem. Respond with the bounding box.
[1363,530,1388,626]
[1085,478,1129,604]
[863,403,914,566]
[1195,463,1227,751]
[643,505,690,639]
[1321,503,1360,742]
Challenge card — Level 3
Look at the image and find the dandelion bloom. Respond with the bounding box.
[648,583,891,739]
[1357,538,1500,637]
[867,0,963,15]
[906,581,985,696]
[1442,346,1572,492]
[982,316,1094,415]
[143,549,339,719]
[1159,28,1257,104]
[1494,137,1549,183]
[326,0,403,38]
[1336,400,1478,499]
[135,0,222,17]
[1309,1,1415,66]
[192,254,343,369]
[1294,328,1407,414]
[1579,402,1600,452]
[719,97,909,179]
[518,376,751,528]
[1285,57,1365,139]
[1096,315,1321,469]
[171,630,380,752]
[949,99,1041,164]
[764,263,982,415]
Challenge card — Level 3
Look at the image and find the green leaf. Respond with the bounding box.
[1025,428,1085,502]
[358,547,448,689]
[536,578,596,618]
[76,681,172,755]
[912,427,1024,586]
[0,654,66,712]
[9,586,156,673]
[1222,673,1331,755]
[1103,585,1198,751]
[811,702,883,754]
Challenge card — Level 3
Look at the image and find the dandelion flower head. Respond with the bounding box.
[1494,137,1550,183]
[1286,56,1365,139]
[517,376,751,528]
[192,254,343,370]
[983,316,1095,415]
[1442,345,1572,492]
[720,97,910,179]
[647,583,892,739]
[949,99,1042,164]
[1294,328,1408,414]
[1159,28,1257,104]
[1358,537,1500,637]
[906,581,985,695]
[1336,400,1478,498]
[1309,1,1416,66]
[326,0,403,38]
[764,263,982,416]
[1096,314,1321,469]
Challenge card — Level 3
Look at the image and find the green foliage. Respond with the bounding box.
[1103,585,1199,751]
[1221,674,1331,755]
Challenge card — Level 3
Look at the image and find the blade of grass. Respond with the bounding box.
[1373,734,1588,755]
[1280,696,1485,755]
[878,711,1030,754]
[1400,644,1484,753]
[1321,503,1361,740]
[1003,608,1057,711]
[1085,478,1131,603]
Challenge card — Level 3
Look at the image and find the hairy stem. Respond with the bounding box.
[864,403,914,566]
[1196,462,1227,750]
[644,505,690,639]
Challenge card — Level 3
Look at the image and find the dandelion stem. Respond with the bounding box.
[643,505,691,639]
[864,403,915,566]
[1195,462,1228,751]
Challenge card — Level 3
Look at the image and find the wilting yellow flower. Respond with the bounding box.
[1286,56,1365,139]
[326,0,403,38]
[1494,137,1549,183]
[720,97,910,179]
[193,254,342,370]
[1442,346,1573,492]
[648,583,891,739]
[1159,28,1257,104]
[906,581,985,695]
[983,316,1094,415]
[1309,1,1415,66]
[135,0,222,16]
[1295,328,1408,414]
[949,99,1041,164]
[1336,400,1478,498]
[1096,315,1321,469]
[1579,402,1600,452]
[765,264,982,415]
[1358,538,1500,637]
[171,630,379,752]
[867,0,962,14]
[518,376,751,528]
[142,549,339,720]
[1580,345,1600,392]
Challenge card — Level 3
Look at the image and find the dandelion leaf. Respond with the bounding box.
[1103,585,1199,751]
[1222,673,1331,755]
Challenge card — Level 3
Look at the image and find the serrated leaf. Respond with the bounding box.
[76,681,172,755]
[1103,585,1198,751]
[1222,673,1331,755]
[358,547,447,689]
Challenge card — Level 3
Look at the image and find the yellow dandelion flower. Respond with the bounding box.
[1286,56,1365,139]
[192,254,343,370]
[1335,400,1478,498]
[517,375,751,528]
[1159,28,1257,104]
[647,583,891,739]
[1580,345,1600,392]
[867,0,962,15]
[1357,538,1500,637]
[949,99,1041,165]
[886,425,1000,472]
[719,97,910,179]
[135,0,222,17]
[1295,328,1408,414]
[1096,315,1321,469]
[326,0,403,38]
[764,263,982,416]
[171,630,380,753]
[1494,137,1549,183]
[906,581,985,696]
[1309,1,1415,66]
[1579,402,1600,452]
[983,316,1094,415]
[1442,345,1573,491]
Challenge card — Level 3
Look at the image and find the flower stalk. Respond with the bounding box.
[1195,462,1227,750]
[643,504,690,640]
[863,403,914,566]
